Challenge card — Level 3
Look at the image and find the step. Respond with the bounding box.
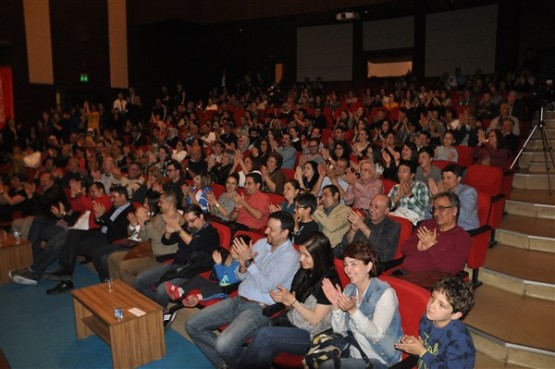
[495,215,555,253]
[518,150,555,163]
[522,139,555,150]
[465,285,555,354]
[475,350,528,368]
[512,172,555,190]
[471,330,555,369]
[505,199,555,219]
[508,188,555,206]
[478,244,555,300]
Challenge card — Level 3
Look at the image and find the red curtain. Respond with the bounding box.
[0,66,14,129]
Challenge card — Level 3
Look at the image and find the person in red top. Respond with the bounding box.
[395,191,471,289]
[9,179,112,286]
[230,172,271,232]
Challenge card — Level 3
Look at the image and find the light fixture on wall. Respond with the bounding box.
[335,12,360,21]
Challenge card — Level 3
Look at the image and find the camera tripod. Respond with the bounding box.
[510,101,555,194]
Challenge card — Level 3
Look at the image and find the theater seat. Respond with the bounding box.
[463,165,505,245]
[465,191,493,287]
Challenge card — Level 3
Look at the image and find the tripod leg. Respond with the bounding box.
[510,123,539,171]
[540,124,555,195]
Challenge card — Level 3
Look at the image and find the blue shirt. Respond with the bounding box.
[236,238,299,306]
[418,317,476,369]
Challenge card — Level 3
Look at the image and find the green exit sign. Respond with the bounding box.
[80,73,89,83]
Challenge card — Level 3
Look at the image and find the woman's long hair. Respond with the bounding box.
[303,161,320,193]
[290,232,335,302]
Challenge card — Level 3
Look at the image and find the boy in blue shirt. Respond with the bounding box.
[394,276,476,369]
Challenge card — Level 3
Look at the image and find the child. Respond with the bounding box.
[165,235,249,306]
[394,276,476,369]
[434,130,459,162]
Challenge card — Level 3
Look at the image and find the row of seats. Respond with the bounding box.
[180,220,429,368]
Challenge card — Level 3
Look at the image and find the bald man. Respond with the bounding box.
[335,194,401,261]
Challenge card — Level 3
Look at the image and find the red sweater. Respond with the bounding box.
[401,219,471,274]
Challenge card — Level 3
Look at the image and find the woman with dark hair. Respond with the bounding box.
[294,160,320,195]
[269,179,301,215]
[382,140,416,182]
[235,232,339,369]
[328,140,351,162]
[321,242,403,369]
[351,127,372,161]
[154,145,172,176]
[472,129,509,169]
[261,151,286,194]
[253,138,271,165]
[207,173,239,222]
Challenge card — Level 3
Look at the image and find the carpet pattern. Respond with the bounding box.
[0,265,212,369]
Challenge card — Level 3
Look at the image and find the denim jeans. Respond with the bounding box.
[185,296,270,368]
[133,263,188,308]
[235,326,310,369]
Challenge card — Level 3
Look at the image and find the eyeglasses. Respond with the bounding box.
[309,145,318,148]
[295,205,307,210]
[186,216,198,224]
[431,206,455,213]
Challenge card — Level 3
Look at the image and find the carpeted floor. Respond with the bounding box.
[0,264,212,369]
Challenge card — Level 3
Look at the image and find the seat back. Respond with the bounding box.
[463,165,503,196]
[211,221,232,251]
[333,258,351,288]
[382,179,398,195]
[282,168,295,181]
[234,230,265,245]
[265,192,285,207]
[210,184,225,199]
[433,160,451,171]
[387,214,414,259]
[379,275,429,337]
[455,145,474,168]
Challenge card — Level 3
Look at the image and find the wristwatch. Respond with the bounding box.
[245,258,254,267]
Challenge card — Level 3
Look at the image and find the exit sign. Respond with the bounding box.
[80,73,89,83]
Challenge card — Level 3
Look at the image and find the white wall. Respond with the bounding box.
[297,24,353,82]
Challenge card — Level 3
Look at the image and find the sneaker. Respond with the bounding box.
[165,282,184,301]
[8,268,28,279]
[11,268,38,286]
[163,310,176,330]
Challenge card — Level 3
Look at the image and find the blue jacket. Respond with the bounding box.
[341,278,403,366]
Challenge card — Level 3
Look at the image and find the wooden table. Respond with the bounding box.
[0,233,32,285]
[71,280,165,369]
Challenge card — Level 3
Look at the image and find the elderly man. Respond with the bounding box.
[336,194,400,261]
[186,211,299,368]
[428,163,479,231]
[312,184,350,249]
[397,192,471,289]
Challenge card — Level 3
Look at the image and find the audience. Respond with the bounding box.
[2,68,535,366]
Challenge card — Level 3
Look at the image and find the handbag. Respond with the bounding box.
[304,330,373,369]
